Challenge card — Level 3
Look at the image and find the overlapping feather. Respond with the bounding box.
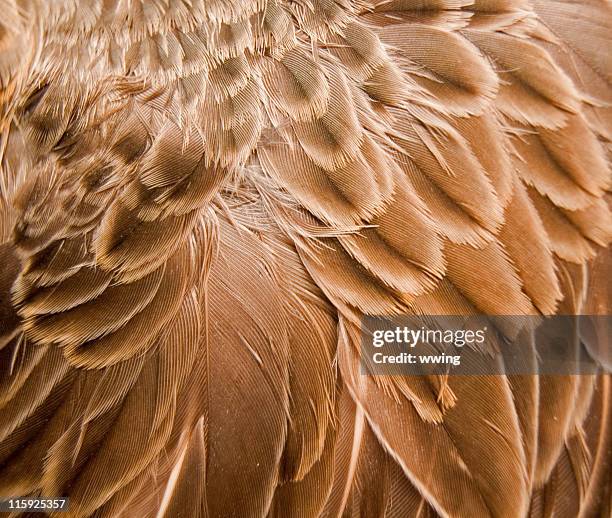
[0,1,610,517]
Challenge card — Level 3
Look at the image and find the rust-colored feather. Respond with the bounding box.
[0,1,610,517]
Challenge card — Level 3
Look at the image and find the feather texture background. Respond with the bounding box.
[0,0,610,516]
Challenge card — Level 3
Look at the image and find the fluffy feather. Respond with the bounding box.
[0,1,610,517]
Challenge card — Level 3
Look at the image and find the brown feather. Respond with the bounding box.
[0,1,610,517]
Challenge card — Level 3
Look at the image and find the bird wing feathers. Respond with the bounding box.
[0,1,610,517]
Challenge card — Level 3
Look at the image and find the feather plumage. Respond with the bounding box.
[0,1,610,517]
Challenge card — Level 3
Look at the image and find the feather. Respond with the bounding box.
[465,29,580,128]
[158,417,209,518]
[391,107,504,245]
[299,237,409,316]
[527,187,597,264]
[291,68,363,171]
[499,178,562,315]
[338,171,445,295]
[511,115,609,211]
[261,47,329,122]
[0,1,611,517]
[364,1,472,34]
[0,243,20,347]
[380,24,498,116]
[339,319,530,518]
[449,112,514,209]
[444,239,537,316]
[259,133,393,227]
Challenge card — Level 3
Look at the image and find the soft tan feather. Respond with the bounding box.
[0,1,610,517]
